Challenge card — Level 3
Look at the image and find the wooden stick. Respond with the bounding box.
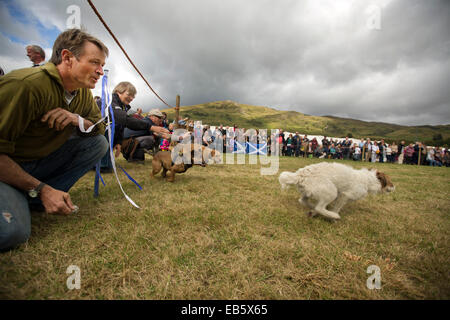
[175,95,180,129]
[418,143,421,166]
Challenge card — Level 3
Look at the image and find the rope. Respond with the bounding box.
[87,0,173,108]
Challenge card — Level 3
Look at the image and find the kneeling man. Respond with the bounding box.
[0,29,110,251]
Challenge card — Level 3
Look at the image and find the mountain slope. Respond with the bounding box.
[161,100,450,144]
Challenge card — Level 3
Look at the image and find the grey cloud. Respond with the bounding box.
[1,0,449,125]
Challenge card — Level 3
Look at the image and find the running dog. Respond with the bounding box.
[279,162,394,220]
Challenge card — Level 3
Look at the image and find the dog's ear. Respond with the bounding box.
[278,171,299,188]
[376,171,388,188]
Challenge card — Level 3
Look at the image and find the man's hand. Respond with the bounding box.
[151,126,170,135]
[113,144,121,157]
[153,130,171,140]
[40,184,75,215]
[41,108,78,131]
[161,133,172,140]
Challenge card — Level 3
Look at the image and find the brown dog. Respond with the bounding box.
[151,144,219,182]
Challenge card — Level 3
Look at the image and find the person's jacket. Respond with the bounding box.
[286,137,293,146]
[97,93,150,145]
[124,117,156,139]
[405,146,415,157]
[1,63,104,162]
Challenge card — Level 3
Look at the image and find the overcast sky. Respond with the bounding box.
[1,0,449,126]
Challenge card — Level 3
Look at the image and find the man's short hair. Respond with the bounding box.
[50,28,109,65]
[26,45,46,59]
[113,81,137,97]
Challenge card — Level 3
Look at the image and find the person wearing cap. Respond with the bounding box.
[122,108,171,162]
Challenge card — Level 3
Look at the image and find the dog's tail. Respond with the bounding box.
[279,171,301,190]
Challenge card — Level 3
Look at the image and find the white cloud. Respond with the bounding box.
[0,2,43,43]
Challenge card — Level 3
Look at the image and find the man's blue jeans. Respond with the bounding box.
[100,132,113,169]
[0,134,108,252]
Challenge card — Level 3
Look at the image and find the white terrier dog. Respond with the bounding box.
[279,162,394,220]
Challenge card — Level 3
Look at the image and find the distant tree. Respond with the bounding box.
[346,132,353,138]
[433,133,443,141]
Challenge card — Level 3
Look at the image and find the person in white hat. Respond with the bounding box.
[122,108,171,162]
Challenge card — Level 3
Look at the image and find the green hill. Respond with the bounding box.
[161,100,450,145]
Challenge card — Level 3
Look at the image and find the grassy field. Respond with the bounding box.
[0,154,449,299]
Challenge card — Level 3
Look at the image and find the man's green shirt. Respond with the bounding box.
[0,63,105,162]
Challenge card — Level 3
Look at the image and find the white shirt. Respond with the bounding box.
[386,147,392,155]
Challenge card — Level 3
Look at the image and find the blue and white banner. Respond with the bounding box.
[247,143,267,156]
[233,141,247,154]
[94,70,140,209]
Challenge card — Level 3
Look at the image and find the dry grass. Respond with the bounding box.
[0,155,449,299]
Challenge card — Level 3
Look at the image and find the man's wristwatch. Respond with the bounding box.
[28,182,46,198]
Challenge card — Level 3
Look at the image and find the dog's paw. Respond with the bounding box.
[331,214,341,221]
[306,211,317,218]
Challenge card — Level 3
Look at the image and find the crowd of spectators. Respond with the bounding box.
[189,124,449,168]
[272,132,449,167]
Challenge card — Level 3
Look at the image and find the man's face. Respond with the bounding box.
[70,41,106,89]
[26,48,41,63]
[150,115,162,125]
